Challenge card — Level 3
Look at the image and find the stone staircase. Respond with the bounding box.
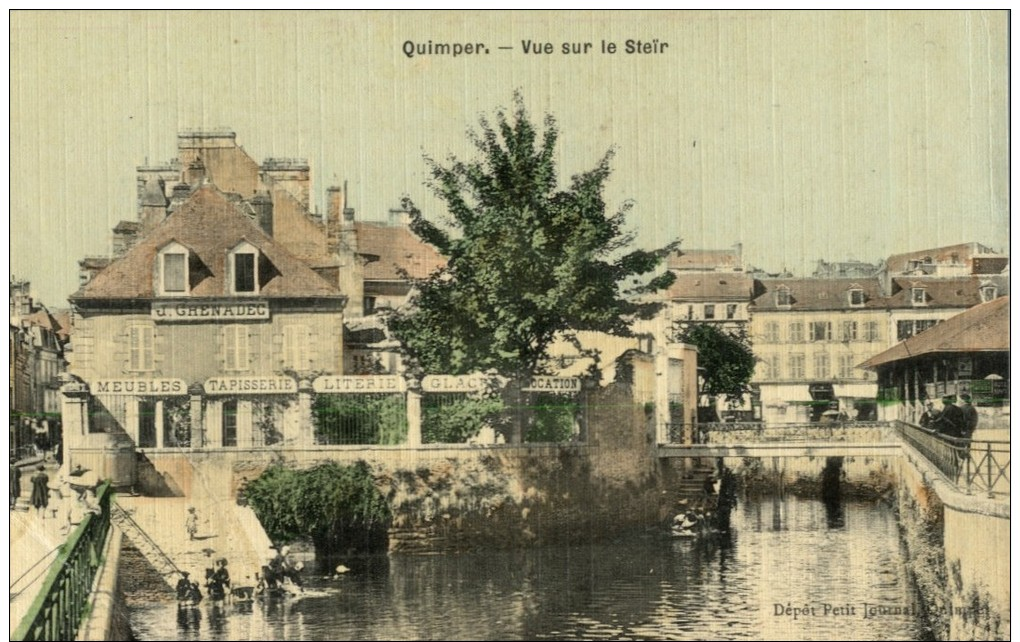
[113,495,274,593]
[673,460,718,504]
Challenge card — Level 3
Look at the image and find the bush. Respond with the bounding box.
[246,462,392,558]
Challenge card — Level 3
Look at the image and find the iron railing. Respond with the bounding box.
[662,421,892,445]
[895,421,1010,498]
[12,481,114,641]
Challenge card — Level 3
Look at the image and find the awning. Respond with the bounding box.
[759,384,814,404]
[833,383,878,398]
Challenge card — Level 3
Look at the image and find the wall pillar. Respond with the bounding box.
[188,383,205,448]
[406,389,422,447]
[60,381,90,451]
[296,380,315,446]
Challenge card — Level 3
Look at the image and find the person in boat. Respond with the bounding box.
[672,510,699,535]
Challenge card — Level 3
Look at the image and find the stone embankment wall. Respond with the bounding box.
[133,365,671,553]
[729,454,898,500]
[895,447,1010,641]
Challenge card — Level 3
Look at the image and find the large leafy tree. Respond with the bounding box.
[388,94,677,376]
[673,322,756,405]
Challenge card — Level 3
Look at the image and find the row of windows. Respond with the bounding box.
[158,241,261,296]
[128,324,315,372]
[773,285,999,308]
[760,321,881,344]
[757,354,873,380]
[684,304,740,320]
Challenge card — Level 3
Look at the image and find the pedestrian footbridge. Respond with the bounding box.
[657,420,1010,499]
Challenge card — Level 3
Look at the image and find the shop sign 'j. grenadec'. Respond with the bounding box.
[151,300,270,321]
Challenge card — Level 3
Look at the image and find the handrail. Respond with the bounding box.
[12,481,113,642]
[894,421,1010,498]
[110,502,183,580]
[660,420,1009,498]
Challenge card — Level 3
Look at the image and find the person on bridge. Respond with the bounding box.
[933,395,965,439]
[959,394,979,438]
[919,401,938,430]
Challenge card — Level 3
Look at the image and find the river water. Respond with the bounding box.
[127,496,926,641]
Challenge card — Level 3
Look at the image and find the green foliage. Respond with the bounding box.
[387,92,678,376]
[313,394,408,445]
[421,395,505,444]
[245,462,391,556]
[524,393,579,443]
[673,322,756,404]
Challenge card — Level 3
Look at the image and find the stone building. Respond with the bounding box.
[65,183,347,479]
[750,278,888,424]
[9,279,70,456]
[748,271,1007,425]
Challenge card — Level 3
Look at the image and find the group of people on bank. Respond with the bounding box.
[175,543,306,608]
[176,557,233,606]
[919,393,979,440]
[10,460,100,533]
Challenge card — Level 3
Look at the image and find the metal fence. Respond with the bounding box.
[419,389,585,445]
[420,392,505,444]
[663,421,892,445]
[895,421,1010,498]
[12,481,114,641]
[313,393,408,445]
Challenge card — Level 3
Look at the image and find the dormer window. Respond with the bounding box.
[776,286,792,308]
[848,287,865,307]
[229,241,260,295]
[157,241,190,296]
[911,287,927,306]
[980,283,998,302]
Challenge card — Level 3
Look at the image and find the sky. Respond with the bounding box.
[8,10,1011,307]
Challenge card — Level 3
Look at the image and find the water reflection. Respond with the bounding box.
[131,497,923,641]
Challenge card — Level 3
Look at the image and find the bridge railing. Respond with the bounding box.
[895,421,1010,498]
[12,481,113,642]
[664,421,895,445]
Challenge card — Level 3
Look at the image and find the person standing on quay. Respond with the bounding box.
[10,457,21,509]
[30,465,50,518]
[185,506,199,540]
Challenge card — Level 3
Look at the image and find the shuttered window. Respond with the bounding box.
[129,325,154,371]
[223,325,250,371]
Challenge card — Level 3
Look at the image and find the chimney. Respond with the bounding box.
[140,176,169,231]
[251,190,273,236]
[169,183,191,211]
[388,207,411,227]
[327,185,345,224]
[184,156,206,186]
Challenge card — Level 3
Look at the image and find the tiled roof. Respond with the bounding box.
[666,273,754,301]
[355,222,446,281]
[71,186,343,301]
[885,242,997,274]
[860,296,1009,368]
[666,248,741,271]
[886,277,1000,309]
[751,278,886,311]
